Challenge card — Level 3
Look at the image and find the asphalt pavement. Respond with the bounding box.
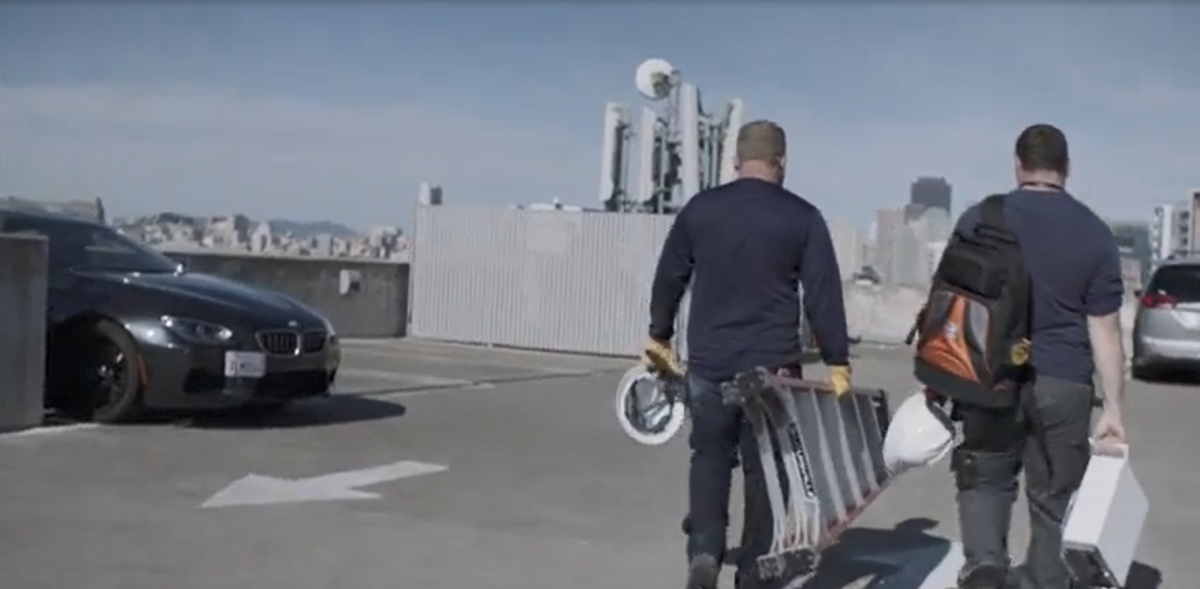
[0,339,1188,589]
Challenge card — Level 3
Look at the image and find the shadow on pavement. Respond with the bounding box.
[177,395,408,430]
[779,516,1163,589]
[1123,562,1163,589]
[796,518,949,589]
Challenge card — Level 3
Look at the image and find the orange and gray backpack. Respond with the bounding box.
[906,194,1033,408]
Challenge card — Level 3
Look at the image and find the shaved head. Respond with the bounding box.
[735,120,787,184]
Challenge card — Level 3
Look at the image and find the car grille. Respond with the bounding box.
[256,329,328,356]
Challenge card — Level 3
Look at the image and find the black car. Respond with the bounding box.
[0,209,341,423]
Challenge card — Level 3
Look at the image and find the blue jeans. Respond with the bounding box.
[684,373,783,588]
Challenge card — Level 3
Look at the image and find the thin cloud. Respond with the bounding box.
[772,101,1198,223]
[737,10,1200,223]
[1,3,1196,229]
[0,84,595,227]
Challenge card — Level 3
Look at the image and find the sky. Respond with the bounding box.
[1,2,1198,232]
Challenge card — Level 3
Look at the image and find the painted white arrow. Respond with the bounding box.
[201,460,448,508]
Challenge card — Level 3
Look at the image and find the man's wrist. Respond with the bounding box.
[1102,396,1123,413]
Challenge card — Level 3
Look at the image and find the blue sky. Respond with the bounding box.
[1,2,1197,231]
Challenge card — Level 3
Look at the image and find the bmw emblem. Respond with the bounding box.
[288,320,299,328]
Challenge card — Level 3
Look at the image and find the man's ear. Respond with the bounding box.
[777,156,788,170]
[1063,161,1071,180]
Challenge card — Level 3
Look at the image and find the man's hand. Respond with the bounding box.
[1094,406,1127,445]
[643,337,683,377]
[828,365,851,397]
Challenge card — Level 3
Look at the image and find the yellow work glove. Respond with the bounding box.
[642,337,684,377]
[828,365,852,397]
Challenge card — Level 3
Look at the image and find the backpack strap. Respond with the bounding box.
[975,193,1018,243]
[979,193,1011,228]
[981,193,1045,475]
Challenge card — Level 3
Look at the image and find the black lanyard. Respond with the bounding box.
[1018,181,1064,192]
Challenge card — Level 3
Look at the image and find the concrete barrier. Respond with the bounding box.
[159,247,1133,352]
[163,251,409,339]
[845,283,1138,348]
[843,283,929,344]
[0,233,48,433]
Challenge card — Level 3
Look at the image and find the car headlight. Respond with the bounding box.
[161,315,235,345]
[320,316,338,341]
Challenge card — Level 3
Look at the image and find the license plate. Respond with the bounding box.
[224,351,266,378]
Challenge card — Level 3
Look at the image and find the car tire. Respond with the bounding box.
[84,320,146,424]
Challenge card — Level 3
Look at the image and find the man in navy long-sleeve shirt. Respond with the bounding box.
[644,120,852,589]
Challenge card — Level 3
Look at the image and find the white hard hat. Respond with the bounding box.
[614,364,688,446]
[882,389,956,475]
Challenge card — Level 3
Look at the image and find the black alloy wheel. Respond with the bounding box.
[78,320,145,424]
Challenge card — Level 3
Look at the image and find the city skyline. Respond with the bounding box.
[1,174,1161,238]
[1,3,1197,230]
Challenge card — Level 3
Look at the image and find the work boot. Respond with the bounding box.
[956,563,1008,589]
[685,554,721,589]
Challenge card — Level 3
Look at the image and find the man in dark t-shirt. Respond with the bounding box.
[949,124,1129,589]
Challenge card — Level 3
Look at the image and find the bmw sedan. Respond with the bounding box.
[1132,258,1200,381]
[1,209,341,423]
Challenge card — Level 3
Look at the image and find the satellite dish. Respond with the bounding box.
[635,58,677,101]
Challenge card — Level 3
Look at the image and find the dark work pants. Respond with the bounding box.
[953,375,1094,589]
[684,373,781,589]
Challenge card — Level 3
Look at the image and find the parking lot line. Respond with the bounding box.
[0,422,99,440]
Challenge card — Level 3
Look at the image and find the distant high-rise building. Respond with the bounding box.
[1118,247,1144,297]
[827,217,861,281]
[889,208,952,288]
[903,202,926,222]
[1190,189,1200,254]
[1151,202,1191,268]
[890,224,924,287]
[927,240,948,282]
[872,208,906,284]
[418,182,444,206]
[909,177,952,218]
[1108,220,1151,285]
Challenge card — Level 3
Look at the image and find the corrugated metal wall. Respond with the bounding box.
[409,206,688,357]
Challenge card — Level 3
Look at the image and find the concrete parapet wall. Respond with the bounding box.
[845,283,1138,348]
[157,248,1135,353]
[843,283,928,344]
[0,234,48,433]
[163,250,410,339]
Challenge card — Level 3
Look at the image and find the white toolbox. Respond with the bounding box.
[1061,441,1148,588]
